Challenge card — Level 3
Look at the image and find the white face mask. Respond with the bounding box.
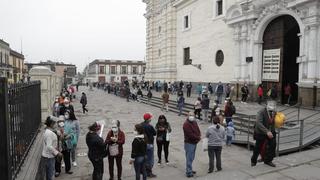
[58,122,64,128]
[188,116,195,122]
[112,127,118,132]
[65,104,70,107]
[65,115,70,119]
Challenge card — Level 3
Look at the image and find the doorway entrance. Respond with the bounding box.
[261,15,300,105]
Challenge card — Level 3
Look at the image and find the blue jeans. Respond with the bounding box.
[184,143,197,176]
[178,104,183,115]
[134,156,147,180]
[146,144,154,175]
[216,93,223,104]
[43,157,55,180]
[226,135,233,145]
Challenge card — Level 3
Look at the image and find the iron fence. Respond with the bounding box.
[0,77,41,180]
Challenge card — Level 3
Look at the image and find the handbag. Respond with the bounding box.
[166,132,170,141]
[109,144,119,156]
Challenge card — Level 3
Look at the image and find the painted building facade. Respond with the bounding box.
[86,60,146,84]
[143,0,320,106]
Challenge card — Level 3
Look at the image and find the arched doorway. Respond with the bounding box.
[261,15,300,105]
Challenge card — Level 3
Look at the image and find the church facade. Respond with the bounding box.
[143,0,320,106]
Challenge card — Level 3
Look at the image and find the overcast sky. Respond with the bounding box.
[0,0,146,72]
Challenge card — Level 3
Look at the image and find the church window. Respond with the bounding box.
[215,50,224,66]
[216,0,223,16]
[183,47,191,65]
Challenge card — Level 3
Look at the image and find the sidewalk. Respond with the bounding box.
[56,86,320,180]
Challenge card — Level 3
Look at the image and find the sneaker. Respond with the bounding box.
[147,173,157,178]
[186,174,194,178]
[165,160,169,165]
[61,162,65,168]
[72,161,77,167]
[264,162,276,167]
[55,172,60,177]
[66,171,73,174]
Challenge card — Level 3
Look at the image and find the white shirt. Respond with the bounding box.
[42,128,59,158]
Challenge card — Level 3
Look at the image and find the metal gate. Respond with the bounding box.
[0,77,42,180]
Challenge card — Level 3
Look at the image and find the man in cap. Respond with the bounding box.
[251,100,277,167]
[141,113,157,178]
[183,112,201,177]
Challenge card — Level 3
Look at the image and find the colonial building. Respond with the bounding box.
[9,50,25,83]
[86,59,146,83]
[0,39,13,82]
[25,61,77,84]
[143,0,320,106]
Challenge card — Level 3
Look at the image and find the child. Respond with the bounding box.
[225,122,235,146]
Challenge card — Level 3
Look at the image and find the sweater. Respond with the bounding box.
[86,132,106,160]
[206,124,225,147]
[183,120,201,144]
[131,135,147,159]
[105,130,125,156]
[42,128,59,158]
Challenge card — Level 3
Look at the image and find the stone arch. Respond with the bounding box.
[225,4,242,20]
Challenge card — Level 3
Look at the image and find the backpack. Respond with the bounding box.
[231,105,236,115]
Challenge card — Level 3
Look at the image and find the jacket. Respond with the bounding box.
[183,120,201,144]
[105,129,125,156]
[206,124,225,147]
[86,132,107,160]
[162,93,170,103]
[131,135,147,159]
[80,95,87,105]
[258,87,263,97]
[141,121,156,144]
[254,108,276,135]
[42,128,59,158]
[155,122,172,141]
[201,97,210,109]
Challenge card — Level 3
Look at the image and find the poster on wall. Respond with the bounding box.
[262,49,281,82]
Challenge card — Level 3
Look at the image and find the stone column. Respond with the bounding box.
[240,23,248,81]
[307,25,318,80]
[233,25,241,80]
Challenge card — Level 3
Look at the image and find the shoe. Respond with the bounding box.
[186,174,194,178]
[251,162,256,167]
[147,173,157,178]
[166,160,169,165]
[257,159,263,163]
[192,171,196,174]
[208,170,213,173]
[55,172,60,177]
[66,171,73,174]
[264,162,276,167]
[73,161,77,167]
[216,168,222,172]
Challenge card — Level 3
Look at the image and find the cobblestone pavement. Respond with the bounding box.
[56,86,320,180]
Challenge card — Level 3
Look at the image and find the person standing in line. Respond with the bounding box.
[225,83,231,98]
[80,92,88,114]
[284,83,292,105]
[141,113,157,178]
[194,97,202,120]
[41,116,63,180]
[251,101,277,167]
[52,97,60,117]
[257,84,264,105]
[59,98,76,119]
[201,94,210,122]
[224,98,235,125]
[183,112,201,178]
[129,124,147,180]
[161,90,170,112]
[125,86,130,102]
[155,115,172,165]
[225,122,235,146]
[241,84,249,104]
[64,110,80,167]
[186,82,192,98]
[106,120,125,180]
[196,84,202,97]
[147,89,153,104]
[215,82,224,104]
[206,116,225,173]
[177,94,185,116]
[86,122,107,180]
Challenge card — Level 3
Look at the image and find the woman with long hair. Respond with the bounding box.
[155,115,172,165]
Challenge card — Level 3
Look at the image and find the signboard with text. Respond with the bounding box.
[262,49,281,82]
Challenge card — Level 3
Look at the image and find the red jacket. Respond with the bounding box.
[183,120,201,144]
[258,87,263,97]
[105,129,125,156]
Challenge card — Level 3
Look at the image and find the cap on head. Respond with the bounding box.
[143,113,152,121]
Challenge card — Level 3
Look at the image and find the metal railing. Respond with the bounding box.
[0,77,42,180]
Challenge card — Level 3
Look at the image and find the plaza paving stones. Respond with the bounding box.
[56,87,320,180]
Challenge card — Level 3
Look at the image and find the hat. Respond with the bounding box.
[143,113,152,120]
[228,121,234,127]
[58,115,65,122]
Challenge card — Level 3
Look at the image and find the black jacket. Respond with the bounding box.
[141,121,156,144]
[86,132,107,160]
[131,136,147,159]
[80,95,87,105]
[255,108,276,135]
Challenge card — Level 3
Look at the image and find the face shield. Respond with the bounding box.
[267,101,277,112]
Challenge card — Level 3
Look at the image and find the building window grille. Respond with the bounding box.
[121,66,127,74]
[183,47,191,65]
[110,66,116,74]
[215,50,224,66]
[217,0,223,16]
[184,15,189,29]
[132,66,137,74]
[99,66,105,74]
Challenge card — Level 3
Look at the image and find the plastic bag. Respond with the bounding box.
[166,132,170,141]
[202,138,208,152]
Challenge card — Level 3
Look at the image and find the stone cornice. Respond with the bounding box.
[172,0,197,8]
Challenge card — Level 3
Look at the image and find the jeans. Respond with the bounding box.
[208,146,222,171]
[178,104,183,116]
[216,94,223,104]
[156,140,170,162]
[202,109,209,121]
[108,155,123,179]
[226,136,233,146]
[184,143,197,176]
[42,157,55,180]
[146,144,154,175]
[187,89,191,97]
[71,144,77,162]
[89,158,104,180]
[134,156,147,180]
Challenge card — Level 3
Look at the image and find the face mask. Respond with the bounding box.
[112,127,118,132]
[65,104,70,107]
[267,101,277,111]
[58,122,64,128]
[65,115,70,119]
[188,116,195,122]
[133,130,138,135]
